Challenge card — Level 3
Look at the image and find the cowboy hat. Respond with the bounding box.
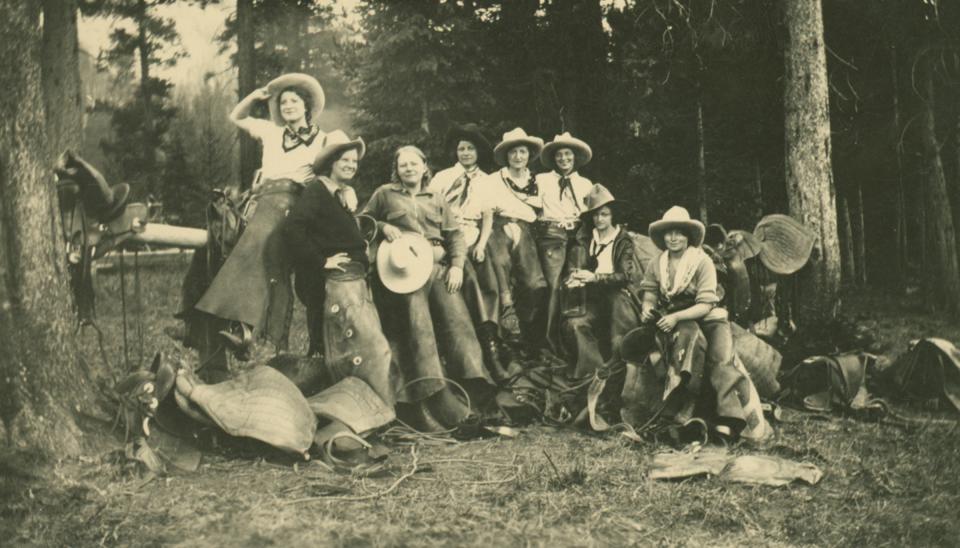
[312,130,366,174]
[648,206,706,249]
[753,214,815,275]
[541,132,593,172]
[60,151,130,222]
[493,127,544,167]
[266,73,326,126]
[448,122,491,153]
[580,183,616,217]
[376,232,434,294]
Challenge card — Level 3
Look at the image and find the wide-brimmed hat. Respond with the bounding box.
[266,73,325,126]
[580,183,616,217]
[59,151,130,222]
[312,130,365,174]
[493,128,544,167]
[754,214,815,275]
[541,132,593,172]
[648,206,706,249]
[376,233,434,294]
[448,122,491,153]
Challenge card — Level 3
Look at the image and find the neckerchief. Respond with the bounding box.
[659,246,707,299]
[282,124,320,152]
[557,171,580,212]
[501,169,538,197]
[587,226,619,271]
[445,165,479,205]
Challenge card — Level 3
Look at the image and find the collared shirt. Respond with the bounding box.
[429,164,490,221]
[246,118,326,184]
[536,170,594,223]
[590,226,620,275]
[361,182,467,268]
[481,167,541,223]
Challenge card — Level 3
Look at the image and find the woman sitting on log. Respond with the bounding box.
[636,206,770,441]
[361,146,494,431]
[561,184,642,378]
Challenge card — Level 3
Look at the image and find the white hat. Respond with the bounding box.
[266,73,325,126]
[648,206,706,250]
[376,233,434,294]
[493,127,544,167]
[541,132,593,171]
[312,130,365,174]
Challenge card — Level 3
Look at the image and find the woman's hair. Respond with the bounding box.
[317,146,359,179]
[391,145,433,186]
[276,86,313,124]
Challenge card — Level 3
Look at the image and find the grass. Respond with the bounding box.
[2,259,960,547]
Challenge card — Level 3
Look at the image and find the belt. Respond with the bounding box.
[538,219,580,231]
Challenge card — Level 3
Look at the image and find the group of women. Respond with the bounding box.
[190,73,769,440]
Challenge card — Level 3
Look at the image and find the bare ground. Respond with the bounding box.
[2,259,959,547]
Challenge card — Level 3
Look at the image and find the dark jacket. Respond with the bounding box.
[568,226,643,297]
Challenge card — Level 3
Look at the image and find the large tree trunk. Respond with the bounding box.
[783,0,841,324]
[237,0,258,189]
[919,56,960,316]
[41,0,83,160]
[0,0,92,454]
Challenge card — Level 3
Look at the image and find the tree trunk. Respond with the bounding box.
[838,194,855,285]
[237,0,258,189]
[783,0,841,324]
[919,56,960,316]
[890,45,907,288]
[0,0,92,454]
[696,94,708,223]
[41,0,83,160]
[852,181,867,285]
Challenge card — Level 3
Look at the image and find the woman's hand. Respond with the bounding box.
[571,269,597,285]
[252,87,271,101]
[446,265,464,293]
[381,223,402,242]
[471,245,486,262]
[656,313,678,333]
[640,304,656,323]
[324,252,350,272]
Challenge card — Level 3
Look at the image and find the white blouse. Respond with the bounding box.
[246,119,326,185]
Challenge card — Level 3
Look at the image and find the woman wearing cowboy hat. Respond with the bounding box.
[362,145,493,431]
[535,132,596,352]
[476,127,549,354]
[429,123,512,381]
[560,184,642,378]
[281,131,394,409]
[195,73,349,358]
[636,206,770,441]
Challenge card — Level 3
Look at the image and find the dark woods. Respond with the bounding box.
[64,0,960,307]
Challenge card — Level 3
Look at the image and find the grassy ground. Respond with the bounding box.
[2,260,959,547]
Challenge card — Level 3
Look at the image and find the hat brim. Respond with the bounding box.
[493,138,544,167]
[312,138,366,175]
[541,139,593,172]
[580,196,619,219]
[266,73,326,126]
[649,219,706,250]
[376,235,434,294]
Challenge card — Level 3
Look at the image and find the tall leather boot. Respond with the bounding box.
[478,322,511,384]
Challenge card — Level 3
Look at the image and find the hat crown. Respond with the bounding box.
[584,184,615,212]
[500,127,531,142]
[389,241,415,270]
[661,205,693,223]
[552,131,575,142]
[323,129,352,148]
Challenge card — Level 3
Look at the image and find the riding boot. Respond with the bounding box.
[478,323,510,384]
[426,388,473,428]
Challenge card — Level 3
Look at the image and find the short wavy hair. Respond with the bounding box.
[390,145,433,186]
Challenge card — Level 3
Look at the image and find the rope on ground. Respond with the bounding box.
[282,444,420,504]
